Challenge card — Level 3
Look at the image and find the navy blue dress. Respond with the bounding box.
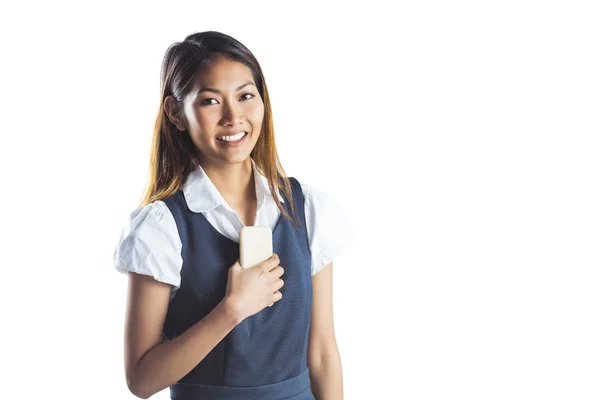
[161,176,316,400]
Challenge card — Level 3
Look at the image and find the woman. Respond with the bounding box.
[113,31,354,399]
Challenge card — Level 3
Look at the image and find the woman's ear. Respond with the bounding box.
[163,96,186,131]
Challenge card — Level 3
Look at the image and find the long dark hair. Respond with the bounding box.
[137,31,299,228]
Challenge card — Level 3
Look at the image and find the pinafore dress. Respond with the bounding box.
[161,176,315,400]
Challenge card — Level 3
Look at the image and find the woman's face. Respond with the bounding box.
[167,56,264,166]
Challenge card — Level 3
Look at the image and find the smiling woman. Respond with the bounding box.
[164,58,266,167]
[113,30,352,400]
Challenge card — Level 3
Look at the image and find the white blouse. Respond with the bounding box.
[113,158,355,300]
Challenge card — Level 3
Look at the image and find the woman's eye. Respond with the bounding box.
[200,92,255,106]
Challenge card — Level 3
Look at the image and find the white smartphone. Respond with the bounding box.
[239,226,275,306]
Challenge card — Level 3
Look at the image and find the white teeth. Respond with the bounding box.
[218,132,246,142]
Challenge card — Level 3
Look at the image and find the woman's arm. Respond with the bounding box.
[124,272,241,399]
[308,262,344,399]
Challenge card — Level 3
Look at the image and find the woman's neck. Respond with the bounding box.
[200,158,255,204]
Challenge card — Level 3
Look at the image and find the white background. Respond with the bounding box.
[1,1,598,399]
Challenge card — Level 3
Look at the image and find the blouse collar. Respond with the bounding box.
[182,157,285,213]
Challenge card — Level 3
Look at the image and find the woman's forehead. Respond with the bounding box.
[193,58,254,89]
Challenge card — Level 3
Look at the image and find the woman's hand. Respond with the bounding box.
[224,253,285,322]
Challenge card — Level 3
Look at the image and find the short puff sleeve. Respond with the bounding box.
[113,201,182,299]
[301,183,355,276]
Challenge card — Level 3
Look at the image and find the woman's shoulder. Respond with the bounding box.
[296,180,341,212]
[116,200,179,251]
[126,200,171,225]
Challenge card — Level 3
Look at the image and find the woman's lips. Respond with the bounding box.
[216,131,248,147]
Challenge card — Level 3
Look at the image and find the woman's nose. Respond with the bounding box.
[222,102,244,126]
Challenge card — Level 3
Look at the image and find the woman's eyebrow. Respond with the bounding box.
[195,81,255,96]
